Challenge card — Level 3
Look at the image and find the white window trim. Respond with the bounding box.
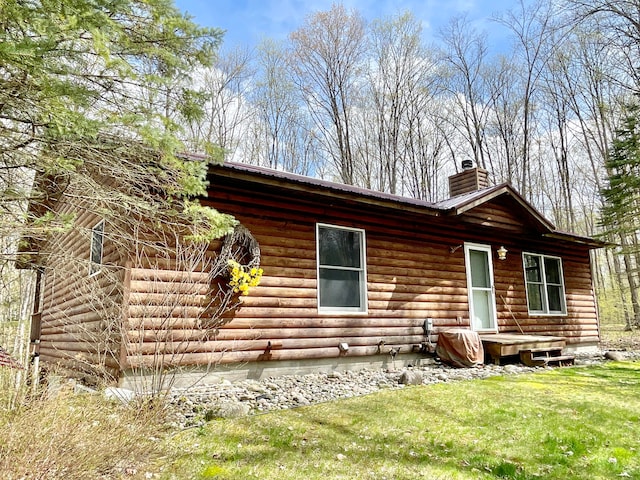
[464,243,498,332]
[89,219,105,277]
[522,252,567,316]
[316,223,368,315]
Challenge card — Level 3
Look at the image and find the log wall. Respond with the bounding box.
[36,198,126,382]
[122,177,599,369]
[33,168,599,377]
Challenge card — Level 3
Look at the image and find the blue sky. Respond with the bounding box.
[174,0,523,51]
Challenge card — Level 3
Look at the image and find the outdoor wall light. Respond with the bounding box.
[497,245,508,261]
[338,342,349,352]
[450,244,463,254]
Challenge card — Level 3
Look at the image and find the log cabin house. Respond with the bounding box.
[23,158,604,388]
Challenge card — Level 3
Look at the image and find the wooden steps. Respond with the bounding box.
[519,347,575,367]
[480,334,575,367]
[481,334,567,365]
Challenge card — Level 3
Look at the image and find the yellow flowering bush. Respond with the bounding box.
[228,259,263,295]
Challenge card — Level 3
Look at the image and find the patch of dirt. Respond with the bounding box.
[599,326,640,352]
[601,336,640,352]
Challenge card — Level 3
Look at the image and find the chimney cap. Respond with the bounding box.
[461,159,474,170]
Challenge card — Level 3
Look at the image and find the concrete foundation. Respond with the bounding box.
[119,353,435,392]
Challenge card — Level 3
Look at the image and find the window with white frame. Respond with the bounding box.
[317,224,367,313]
[523,253,566,315]
[89,220,105,276]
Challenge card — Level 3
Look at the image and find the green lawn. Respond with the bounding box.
[163,362,640,480]
[2,361,639,479]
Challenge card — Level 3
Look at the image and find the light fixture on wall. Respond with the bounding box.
[497,245,508,261]
[450,244,463,254]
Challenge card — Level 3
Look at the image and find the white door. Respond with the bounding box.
[464,243,497,331]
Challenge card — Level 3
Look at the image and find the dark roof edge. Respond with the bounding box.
[202,159,606,248]
[435,183,556,232]
[542,231,609,249]
[206,159,444,215]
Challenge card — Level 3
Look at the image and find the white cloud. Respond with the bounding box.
[176,0,526,51]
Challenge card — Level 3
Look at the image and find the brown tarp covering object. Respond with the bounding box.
[436,328,484,368]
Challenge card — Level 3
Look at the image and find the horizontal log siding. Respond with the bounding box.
[490,244,598,343]
[38,199,124,379]
[123,179,599,368]
[458,200,539,233]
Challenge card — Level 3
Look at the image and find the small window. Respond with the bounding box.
[89,220,105,276]
[317,224,367,313]
[523,253,566,315]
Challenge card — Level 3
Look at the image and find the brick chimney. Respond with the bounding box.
[448,160,489,197]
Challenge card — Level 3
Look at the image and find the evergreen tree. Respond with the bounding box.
[0,0,234,243]
[600,103,640,328]
[600,104,640,238]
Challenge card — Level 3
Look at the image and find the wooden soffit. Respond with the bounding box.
[435,184,555,232]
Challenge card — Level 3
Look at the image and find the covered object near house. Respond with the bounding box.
[24,160,604,386]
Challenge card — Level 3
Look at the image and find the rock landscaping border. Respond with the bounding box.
[166,350,636,428]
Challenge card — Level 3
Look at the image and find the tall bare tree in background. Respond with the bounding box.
[569,0,640,91]
[289,4,366,184]
[539,31,577,231]
[483,55,524,185]
[246,39,320,175]
[183,46,255,159]
[367,12,417,193]
[497,0,558,198]
[363,12,448,199]
[439,16,492,171]
[365,13,437,194]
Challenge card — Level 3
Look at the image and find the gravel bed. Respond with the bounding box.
[165,350,633,428]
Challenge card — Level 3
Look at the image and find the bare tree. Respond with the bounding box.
[367,12,437,194]
[497,0,559,197]
[539,35,577,231]
[402,98,450,202]
[484,55,525,185]
[439,15,492,170]
[568,0,640,92]
[245,39,319,175]
[183,46,256,159]
[289,4,367,184]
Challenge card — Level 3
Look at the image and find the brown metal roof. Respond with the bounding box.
[21,154,605,257]
[434,183,556,231]
[205,160,606,248]
[208,160,443,212]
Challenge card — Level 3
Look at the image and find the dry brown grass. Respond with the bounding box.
[0,383,168,480]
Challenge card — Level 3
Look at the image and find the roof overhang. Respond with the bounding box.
[20,154,605,265]
[205,162,604,249]
[206,160,443,217]
[435,183,556,232]
[542,231,609,249]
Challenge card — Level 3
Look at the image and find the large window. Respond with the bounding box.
[317,224,367,313]
[523,253,566,315]
[89,220,105,276]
